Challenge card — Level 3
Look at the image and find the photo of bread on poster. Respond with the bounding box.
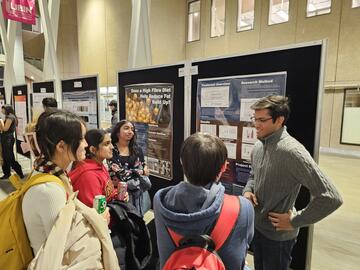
[125,84,173,128]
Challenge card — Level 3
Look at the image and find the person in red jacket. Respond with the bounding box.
[69,129,128,207]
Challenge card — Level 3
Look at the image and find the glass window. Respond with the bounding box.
[352,0,360,8]
[188,1,201,42]
[268,0,289,25]
[237,0,255,32]
[306,0,331,17]
[341,89,360,145]
[210,0,225,37]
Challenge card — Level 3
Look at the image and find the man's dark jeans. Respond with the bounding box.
[253,229,296,270]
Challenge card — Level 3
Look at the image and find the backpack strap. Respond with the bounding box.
[211,194,240,251]
[22,173,65,194]
[167,228,182,247]
[167,194,240,250]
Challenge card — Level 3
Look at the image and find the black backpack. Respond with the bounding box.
[108,200,152,270]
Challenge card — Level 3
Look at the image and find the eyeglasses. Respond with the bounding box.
[250,116,273,124]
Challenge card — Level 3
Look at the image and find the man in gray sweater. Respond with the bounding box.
[243,95,342,270]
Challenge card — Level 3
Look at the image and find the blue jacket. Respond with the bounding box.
[153,181,254,269]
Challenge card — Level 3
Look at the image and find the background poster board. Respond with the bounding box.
[196,72,286,192]
[118,63,185,199]
[12,84,30,158]
[0,87,6,118]
[191,43,324,270]
[61,76,99,129]
[32,81,55,120]
[125,83,174,180]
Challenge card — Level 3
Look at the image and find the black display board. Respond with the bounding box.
[12,84,30,158]
[31,80,56,120]
[191,44,323,270]
[61,76,99,129]
[32,81,55,93]
[118,64,185,199]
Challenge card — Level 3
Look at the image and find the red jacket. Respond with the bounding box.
[69,159,118,208]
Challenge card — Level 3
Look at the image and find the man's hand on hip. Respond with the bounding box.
[268,210,295,231]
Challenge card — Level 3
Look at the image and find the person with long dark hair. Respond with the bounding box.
[108,120,151,216]
[69,129,128,207]
[0,105,24,179]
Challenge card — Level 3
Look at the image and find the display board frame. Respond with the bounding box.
[31,80,56,120]
[61,75,100,129]
[117,41,326,270]
[190,41,326,270]
[340,88,360,146]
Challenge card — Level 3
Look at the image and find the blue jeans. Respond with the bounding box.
[253,229,296,270]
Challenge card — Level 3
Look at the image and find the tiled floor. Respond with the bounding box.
[1,153,359,269]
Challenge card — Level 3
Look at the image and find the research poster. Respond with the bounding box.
[62,77,99,129]
[125,83,174,180]
[13,85,30,157]
[196,72,287,190]
[32,81,55,120]
[0,87,6,116]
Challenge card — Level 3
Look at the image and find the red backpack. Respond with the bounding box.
[163,194,240,270]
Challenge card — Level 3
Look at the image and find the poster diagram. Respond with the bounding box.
[196,72,287,188]
[62,90,98,129]
[125,83,174,180]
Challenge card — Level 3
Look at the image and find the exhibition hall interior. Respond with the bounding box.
[0,1,359,270]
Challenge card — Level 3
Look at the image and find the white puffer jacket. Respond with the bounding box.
[28,192,120,270]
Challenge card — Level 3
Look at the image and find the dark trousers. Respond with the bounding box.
[253,229,296,270]
[1,134,23,176]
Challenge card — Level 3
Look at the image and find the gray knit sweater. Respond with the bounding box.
[243,127,342,241]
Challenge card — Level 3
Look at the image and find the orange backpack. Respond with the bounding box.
[163,194,240,270]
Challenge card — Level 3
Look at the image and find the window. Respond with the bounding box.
[188,0,201,42]
[341,89,360,145]
[237,0,255,32]
[22,16,42,33]
[268,0,289,25]
[352,0,360,8]
[306,0,331,17]
[211,0,225,37]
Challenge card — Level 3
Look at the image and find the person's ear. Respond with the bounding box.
[89,145,97,155]
[276,116,285,126]
[55,140,66,153]
[220,161,228,173]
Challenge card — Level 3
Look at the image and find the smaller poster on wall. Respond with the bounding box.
[196,72,287,192]
[125,83,174,180]
[12,84,30,157]
[61,76,99,129]
[0,87,6,118]
[32,81,55,120]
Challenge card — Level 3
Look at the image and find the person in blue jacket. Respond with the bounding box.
[153,132,254,270]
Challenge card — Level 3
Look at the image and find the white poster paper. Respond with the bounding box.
[224,142,237,159]
[200,124,217,136]
[242,126,257,144]
[219,125,238,140]
[201,86,229,107]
